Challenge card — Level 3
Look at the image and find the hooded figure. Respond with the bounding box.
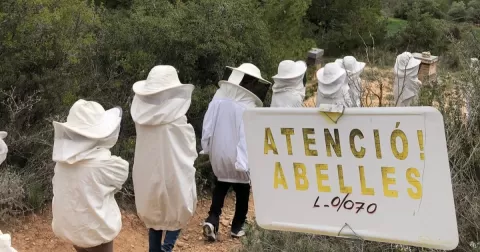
[316,62,353,107]
[201,63,271,241]
[394,52,422,107]
[52,99,128,252]
[336,56,366,107]
[0,131,7,165]
[270,60,307,107]
[131,65,198,252]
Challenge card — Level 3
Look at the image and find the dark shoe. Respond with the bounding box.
[203,222,217,242]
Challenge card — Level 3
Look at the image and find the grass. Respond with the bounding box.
[387,18,408,37]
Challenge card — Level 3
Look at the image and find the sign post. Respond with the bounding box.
[243,107,458,250]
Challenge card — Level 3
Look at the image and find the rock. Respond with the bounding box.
[25,237,30,241]
[176,241,185,248]
[199,237,203,241]
[221,220,230,227]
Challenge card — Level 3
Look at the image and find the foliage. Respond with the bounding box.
[386,18,408,37]
[306,0,387,55]
[394,0,447,20]
[448,1,468,22]
[467,0,480,23]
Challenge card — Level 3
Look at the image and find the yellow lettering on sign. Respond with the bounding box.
[303,128,318,156]
[293,163,309,191]
[406,168,422,199]
[349,129,365,158]
[264,127,278,155]
[390,122,409,160]
[324,129,342,157]
[273,162,288,189]
[337,165,352,194]
[381,167,398,198]
[315,164,331,192]
[374,129,382,159]
[359,166,375,196]
[281,128,295,155]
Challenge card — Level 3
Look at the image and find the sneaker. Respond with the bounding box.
[231,228,246,238]
[203,222,217,242]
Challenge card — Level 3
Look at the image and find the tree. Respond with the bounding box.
[448,1,468,21]
[306,0,386,54]
[467,0,480,23]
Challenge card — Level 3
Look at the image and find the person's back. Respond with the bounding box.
[270,60,307,108]
[131,65,198,252]
[51,99,128,252]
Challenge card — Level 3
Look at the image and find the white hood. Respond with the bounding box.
[131,85,198,231]
[52,124,120,164]
[271,76,306,108]
[393,65,421,105]
[131,85,194,126]
[0,136,7,165]
[214,81,258,108]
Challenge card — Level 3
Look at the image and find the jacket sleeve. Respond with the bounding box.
[201,102,215,155]
[99,157,129,191]
[235,114,249,172]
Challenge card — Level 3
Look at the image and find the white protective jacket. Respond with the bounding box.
[131,85,198,231]
[0,132,7,165]
[271,77,306,108]
[316,85,353,107]
[201,81,257,184]
[393,65,422,107]
[52,126,129,248]
[0,231,17,252]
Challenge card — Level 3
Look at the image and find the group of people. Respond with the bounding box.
[0,51,422,252]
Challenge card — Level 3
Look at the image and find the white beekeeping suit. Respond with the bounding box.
[131,65,198,231]
[270,60,307,108]
[52,99,129,249]
[0,230,17,252]
[393,52,422,107]
[0,131,7,165]
[316,62,353,107]
[336,56,366,107]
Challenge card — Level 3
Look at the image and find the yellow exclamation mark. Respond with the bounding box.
[417,130,425,160]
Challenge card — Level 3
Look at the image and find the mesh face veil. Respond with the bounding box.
[221,67,271,102]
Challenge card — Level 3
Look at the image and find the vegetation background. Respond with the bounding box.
[1,0,480,251]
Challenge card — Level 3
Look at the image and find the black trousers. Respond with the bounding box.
[205,180,250,232]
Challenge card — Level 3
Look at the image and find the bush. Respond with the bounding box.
[467,0,480,23]
[448,1,468,22]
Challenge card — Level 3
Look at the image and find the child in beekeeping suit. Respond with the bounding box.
[131,65,198,252]
[0,132,17,252]
[51,99,129,252]
[316,62,353,107]
[393,52,422,107]
[270,60,307,108]
[201,63,271,241]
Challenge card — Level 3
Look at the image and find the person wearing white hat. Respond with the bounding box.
[130,65,198,252]
[316,62,353,107]
[270,60,307,108]
[0,131,7,165]
[394,52,422,107]
[201,63,271,241]
[336,56,366,107]
[51,99,128,252]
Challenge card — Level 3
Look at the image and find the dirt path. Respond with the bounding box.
[3,194,254,252]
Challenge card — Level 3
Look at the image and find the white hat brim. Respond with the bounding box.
[317,71,347,95]
[336,59,366,74]
[53,107,122,139]
[226,66,272,85]
[0,132,7,140]
[218,81,263,107]
[272,61,307,80]
[316,67,346,85]
[396,57,422,70]
[133,80,189,96]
